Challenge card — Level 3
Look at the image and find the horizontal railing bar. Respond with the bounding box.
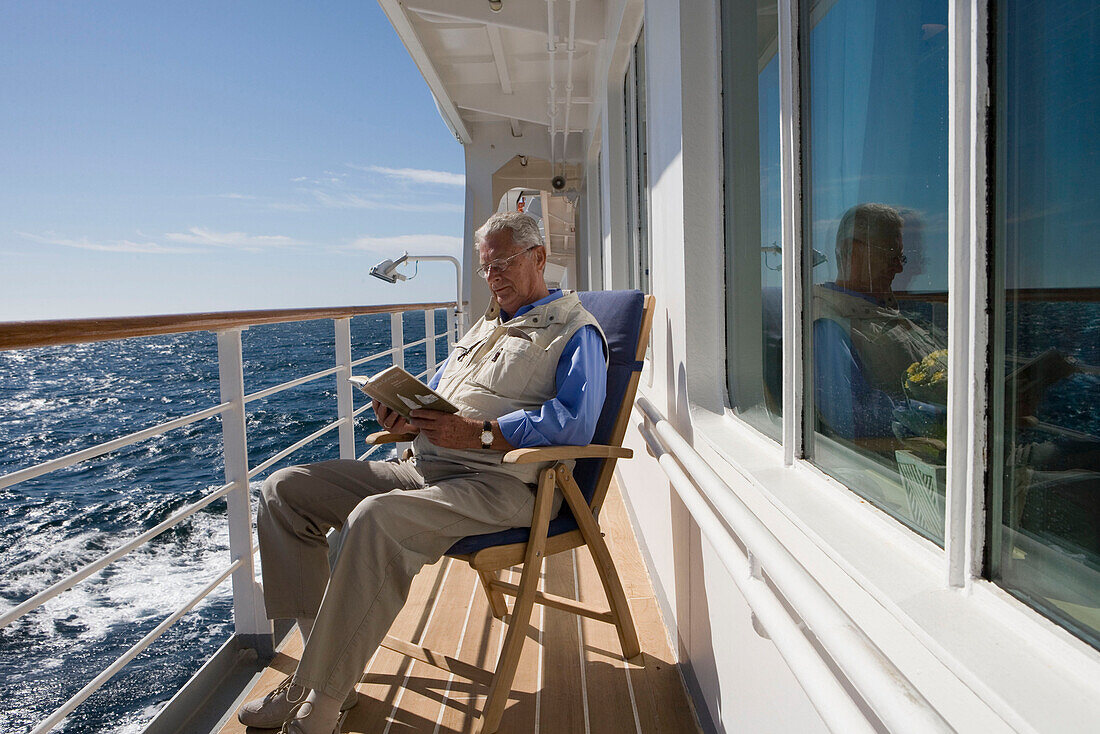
[635,397,952,734]
[358,443,385,462]
[0,302,456,351]
[352,403,373,418]
[351,348,397,368]
[244,365,343,404]
[248,418,347,479]
[403,337,428,350]
[0,481,235,630]
[29,557,243,734]
[0,402,232,492]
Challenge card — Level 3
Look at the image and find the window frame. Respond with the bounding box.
[721,0,994,590]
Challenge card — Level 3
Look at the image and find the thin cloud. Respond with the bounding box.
[16,231,198,254]
[349,164,465,187]
[219,193,258,200]
[344,234,464,256]
[163,227,302,251]
[311,190,463,213]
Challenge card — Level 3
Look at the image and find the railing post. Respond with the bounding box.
[390,312,405,370]
[425,308,437,377]
[447,307,457,353]
[334,318,356,459]
[216,328,273,655]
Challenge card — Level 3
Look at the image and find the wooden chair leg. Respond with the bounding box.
[557,465,642,660]
[478,569,509,619]
[477,467,558,734]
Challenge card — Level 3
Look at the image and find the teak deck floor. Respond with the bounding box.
[219,479,699,734]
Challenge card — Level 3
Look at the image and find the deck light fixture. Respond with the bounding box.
[370,252,467,334]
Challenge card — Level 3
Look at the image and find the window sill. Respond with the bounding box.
[673,400,1100,732]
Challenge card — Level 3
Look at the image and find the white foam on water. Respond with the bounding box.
[2,499,234,647]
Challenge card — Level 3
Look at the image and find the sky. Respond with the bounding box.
[0,1,467,321]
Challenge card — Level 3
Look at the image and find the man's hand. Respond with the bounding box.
[409,410,485,450]
[373,400,417,435]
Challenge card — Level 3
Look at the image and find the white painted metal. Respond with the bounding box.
[28,557,244,734]
[547,0,559,170]
[447,307,457,351]
[391,312,405,371]
[636,420,877,734]
[426,308,438,378]
[778,0,805,466]
[244,364,342,404]
[335,317,356,459]
[0,401,231,491]
[216,329,270,638]
[636,397,953,734]
[352,347,398,368]
[561,0,579,175]
[247,417,347,479]
[0,480,234,630]
[403,254,464,335]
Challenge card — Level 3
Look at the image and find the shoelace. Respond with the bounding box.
[268,675,306,706]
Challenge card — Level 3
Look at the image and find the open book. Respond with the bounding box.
[349,365,459,420]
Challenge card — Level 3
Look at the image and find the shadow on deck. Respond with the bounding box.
[217,480,699,734]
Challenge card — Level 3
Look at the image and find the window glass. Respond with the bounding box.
[624,31,650,293]
[991,0,1100,647]
[803,0,950,544]
[722,0,782,440]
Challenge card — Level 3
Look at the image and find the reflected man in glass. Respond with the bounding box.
[813,203,946,450]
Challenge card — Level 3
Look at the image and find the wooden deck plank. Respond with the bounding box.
[222,479,699,734]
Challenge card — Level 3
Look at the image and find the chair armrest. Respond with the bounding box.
[502,444,633,464]
[365,430,418,445]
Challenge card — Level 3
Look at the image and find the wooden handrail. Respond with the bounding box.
[0,302,456,351]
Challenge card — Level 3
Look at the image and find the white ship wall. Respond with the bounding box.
[584,2,1100,732]
[596,1,828,730]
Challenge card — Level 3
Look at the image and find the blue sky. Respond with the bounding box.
[0,2,466,320]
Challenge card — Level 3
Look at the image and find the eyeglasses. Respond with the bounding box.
[475,245,539,279]
[861,241,907,265]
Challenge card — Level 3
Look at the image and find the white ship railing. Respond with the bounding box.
[634,396,953,734]
[0,301,459,734]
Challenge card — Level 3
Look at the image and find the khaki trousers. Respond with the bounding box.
[256,457,556,700]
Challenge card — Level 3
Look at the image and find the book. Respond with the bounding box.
[349,365,459,420]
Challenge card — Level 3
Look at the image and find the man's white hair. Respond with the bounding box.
[475,211,545,251]
[834,203,903,280]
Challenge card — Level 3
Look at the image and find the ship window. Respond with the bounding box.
[989,0,1100,647]
[801,0,951,545]
[720,0,782,441]
[624,29,650,294]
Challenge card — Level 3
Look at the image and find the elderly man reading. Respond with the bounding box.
[238,211,607,734]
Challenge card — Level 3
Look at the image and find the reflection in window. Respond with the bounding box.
[624,30,650,293]
[803,0,949,544]
[991,0,1100,648]
[722,0,782,441]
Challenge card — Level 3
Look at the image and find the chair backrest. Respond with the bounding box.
[573,290,654,514]
[444,290,653,556]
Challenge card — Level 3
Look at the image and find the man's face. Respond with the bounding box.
[478,230,546,316]
[852,233,905,292]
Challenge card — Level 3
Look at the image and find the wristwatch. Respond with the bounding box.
[480,421,494,450]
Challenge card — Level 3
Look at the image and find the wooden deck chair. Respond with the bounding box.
[366,290,655,733]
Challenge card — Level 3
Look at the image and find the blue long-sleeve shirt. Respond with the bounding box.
[428,290,607,448]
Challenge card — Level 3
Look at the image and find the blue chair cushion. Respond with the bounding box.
[446,290,646,557]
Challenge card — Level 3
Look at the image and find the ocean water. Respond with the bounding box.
[0,311,449,734]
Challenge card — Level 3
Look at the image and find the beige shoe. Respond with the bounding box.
[238,676,358,729]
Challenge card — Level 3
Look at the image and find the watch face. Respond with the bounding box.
[481,430,493,446]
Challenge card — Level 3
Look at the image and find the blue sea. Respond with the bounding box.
[0,311,449,734]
